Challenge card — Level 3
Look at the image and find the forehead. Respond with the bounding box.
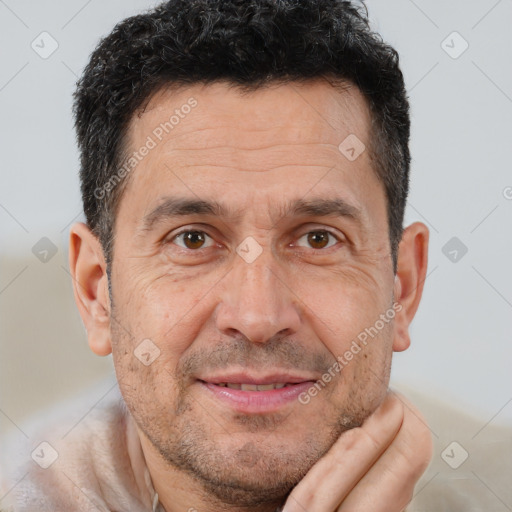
[129,79,372,154]
[119,79,380,222]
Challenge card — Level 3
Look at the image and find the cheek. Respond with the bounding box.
[111,327,184,422]
[120,270,217,363]
[297,271,390,354]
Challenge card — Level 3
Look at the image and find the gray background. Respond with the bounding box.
[1,0,511,448]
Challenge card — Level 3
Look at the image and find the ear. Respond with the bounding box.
[392,222,429,352]
[69,222,112,356]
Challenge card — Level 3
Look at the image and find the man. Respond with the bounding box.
[7,0,436,510]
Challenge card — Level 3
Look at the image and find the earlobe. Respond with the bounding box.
[392,222,429,353]
[69,222,112,356]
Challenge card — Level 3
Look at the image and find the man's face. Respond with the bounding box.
[109,80,398,504]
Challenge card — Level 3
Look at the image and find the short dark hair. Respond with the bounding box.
[73,0,410,271]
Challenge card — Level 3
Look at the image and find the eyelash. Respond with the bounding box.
[168,228,344,253]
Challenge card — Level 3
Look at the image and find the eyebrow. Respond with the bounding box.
[140,195,363,232]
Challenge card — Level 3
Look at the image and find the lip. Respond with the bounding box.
[197,372,317,414]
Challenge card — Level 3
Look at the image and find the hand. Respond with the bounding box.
[281,391,433,512]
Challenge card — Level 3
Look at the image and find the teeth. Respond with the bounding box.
[216,382,289,391]
[240,384,259,391]
[253,384,275,391]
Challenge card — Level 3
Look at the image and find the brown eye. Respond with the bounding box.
[172,230,213,250]
[297,230,339,250]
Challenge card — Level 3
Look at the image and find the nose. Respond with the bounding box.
[214,246,301,344]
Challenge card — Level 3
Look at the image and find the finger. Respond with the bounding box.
[282,393,404,512]
[337,391,433,512]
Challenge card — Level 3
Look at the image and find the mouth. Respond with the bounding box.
[197,372,318,413]
[214,382,293,390]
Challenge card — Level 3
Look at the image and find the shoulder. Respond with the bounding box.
[1,382,150,512]
[396,384,512,512]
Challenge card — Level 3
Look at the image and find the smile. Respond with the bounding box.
[199,379,317,413]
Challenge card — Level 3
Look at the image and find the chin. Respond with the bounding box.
[152,417,344,506]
